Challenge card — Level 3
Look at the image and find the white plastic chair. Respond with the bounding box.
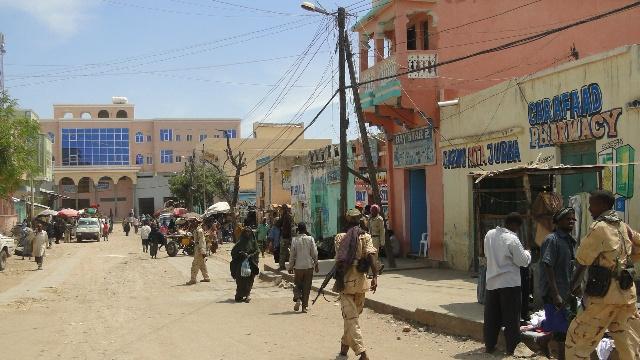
[419,232,429,257]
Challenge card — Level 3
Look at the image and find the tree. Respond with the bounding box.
[168,160,230,211]
[0,92,41,198]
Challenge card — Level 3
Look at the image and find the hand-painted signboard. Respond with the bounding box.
[393,126,435,168]
[443,139,522,169]
[528,83,622,149]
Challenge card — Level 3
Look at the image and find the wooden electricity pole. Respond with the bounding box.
[337,7,348,231]
[344,30,396,268]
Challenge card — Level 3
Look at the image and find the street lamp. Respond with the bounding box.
[300,2,331,15]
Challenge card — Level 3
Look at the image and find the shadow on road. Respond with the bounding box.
[268,310,301,316]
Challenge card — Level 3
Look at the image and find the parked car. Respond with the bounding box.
[76,218,101,242]
[0,234,16,271]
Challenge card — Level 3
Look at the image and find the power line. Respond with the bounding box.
[356,1,640,87]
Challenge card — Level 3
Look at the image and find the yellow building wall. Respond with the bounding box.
[440,45,640,270]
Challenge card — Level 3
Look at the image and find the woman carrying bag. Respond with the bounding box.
[230,218,259,303]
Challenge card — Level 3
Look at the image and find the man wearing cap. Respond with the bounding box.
[537,207,577,360]
[368,205,385,274]
[186,219,211,285]
[565,190,640,359]
[334,209,378,360]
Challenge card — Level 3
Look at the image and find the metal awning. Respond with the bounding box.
[40,188,70,199]
[470,162,638,183]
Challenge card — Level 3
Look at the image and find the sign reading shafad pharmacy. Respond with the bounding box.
[528,83,622,149]
[393,126,435,168]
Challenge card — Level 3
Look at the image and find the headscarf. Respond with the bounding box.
[336,209,363,266]
[596,209,622,223]
[370,204,380,217]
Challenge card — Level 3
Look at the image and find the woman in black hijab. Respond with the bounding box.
[230,217,259,302]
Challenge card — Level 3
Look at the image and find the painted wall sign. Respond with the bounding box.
[393,126,436,168]
[61,185,77,193]
[281,170,291,190]
[442,139,522,169]
[96,180,110,191]
[326,168,340,183]
[528,83,623,149]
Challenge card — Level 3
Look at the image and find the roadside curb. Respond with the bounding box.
[262,263,483,342]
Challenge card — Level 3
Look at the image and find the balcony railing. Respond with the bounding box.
[407,52,437,79]
[359,54,398,93]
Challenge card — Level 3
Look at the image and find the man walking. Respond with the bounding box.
[277,205,293,271]
[186,219,210,285]
[483,212,531,355]
[537,207,577,360]
[334,209,378,360]
[33,222,48,270]
[140,221,151,253]
[368,205,385,274]
[565,190,640,359]
[288,222,319,313]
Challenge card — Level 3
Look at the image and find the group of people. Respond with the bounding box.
[483,190,640,359]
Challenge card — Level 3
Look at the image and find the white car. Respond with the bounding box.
[76,218,101,242]
[0,234,16,271]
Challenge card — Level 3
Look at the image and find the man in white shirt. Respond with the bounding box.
[287,222,319,313]
[483,212,531,355]
[140,221,151,253]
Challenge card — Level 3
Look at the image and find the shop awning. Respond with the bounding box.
[470,162,639,183]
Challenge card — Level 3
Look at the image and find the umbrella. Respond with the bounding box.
[182,212,202,221]
[172,207,188,217]
[57,208,79,218]
[203,202,230,217]
[37,209,58,217]
[154,207,173,217]
[85,208,97,215]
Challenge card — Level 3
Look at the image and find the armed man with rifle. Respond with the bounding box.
[324,208,378,360]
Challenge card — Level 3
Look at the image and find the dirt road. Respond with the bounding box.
[0,229,528,359]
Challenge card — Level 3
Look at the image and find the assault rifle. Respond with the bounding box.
[312,264,337,305]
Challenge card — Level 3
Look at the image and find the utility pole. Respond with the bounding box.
[189,149,196,211]
[344,30,397,268]
[0,33,5,93]
[201,144,206,211]
[337,7,348,231]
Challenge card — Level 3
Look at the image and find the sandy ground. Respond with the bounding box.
[0,229,539,359]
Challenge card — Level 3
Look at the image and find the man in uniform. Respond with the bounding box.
[368,204,385,274]
[186,219,211,285]
[565,190,640,359]
[277,204,293,271]
[334,209,378,360]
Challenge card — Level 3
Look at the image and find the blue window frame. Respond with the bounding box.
[61,128,129,166]
[199,134,207,142]
[160,129,173,142]
[135,154,144,165]
[160,149,173,164]
[135,131,144,143]
[224,129,237,138]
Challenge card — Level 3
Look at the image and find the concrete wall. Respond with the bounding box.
[439,45,640,270]
[135,174,173,215]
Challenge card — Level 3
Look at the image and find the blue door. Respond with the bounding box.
[409,169,428,254]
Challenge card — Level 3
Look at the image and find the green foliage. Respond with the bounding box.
[0,92,41,197]
[168,161,231,210]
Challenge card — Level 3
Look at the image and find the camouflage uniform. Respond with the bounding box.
[190,225,210,282]
[334,231,377,356]
[565,212,640,360]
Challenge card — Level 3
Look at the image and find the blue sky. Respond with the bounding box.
[1,0,372,141]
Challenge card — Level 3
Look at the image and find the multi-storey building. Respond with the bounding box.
[354,0,640,266]
[39,97,240,217]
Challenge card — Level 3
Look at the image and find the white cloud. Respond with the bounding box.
[0,0,97,36]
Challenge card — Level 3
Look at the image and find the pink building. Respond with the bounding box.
[354,0,640,264]
[39,97,240,218]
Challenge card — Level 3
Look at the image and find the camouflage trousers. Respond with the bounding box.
[566,301,640,360]
[190,253,209,282]
[340,292,366,355]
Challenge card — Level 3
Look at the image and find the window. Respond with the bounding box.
[61,128,130,166]
[175,155,182,163]
[135,131,144,143]
[97,110,109,118]
[407,25,416,50]
[147,135,152,142]
[160,149,173,164]
[160,129,173,142]
[223,129,237,138]
[186,134,193,142]
[214,134,220,138]
[47,132,55,144]
[199,134,207,142]
[80,112,92,120]
[135,154,144,165]
[116,110,128,118]
[175,134,181,142]
[146,156,153,165]
[421,21,429,50]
